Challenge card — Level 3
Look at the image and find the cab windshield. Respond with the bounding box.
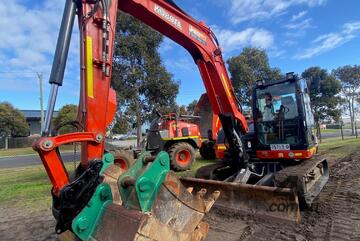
[255,81,301,145]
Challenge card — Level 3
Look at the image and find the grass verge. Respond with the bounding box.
[0,163,75,208]
[318,136,360,159]
[320,129,340,134]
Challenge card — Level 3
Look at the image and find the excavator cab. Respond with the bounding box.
[253,73,318,160]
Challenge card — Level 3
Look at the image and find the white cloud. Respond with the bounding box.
[295,21,360,59]
[291,11,308,21]
[165,58,195,71]
[342,21,360,34]
[269,49,286,58]
[159,37,176,53]
[227,0,326,24]
[0,0,78,74]
[285,18,312,30]
[212,26,274,52]
[0,0,80,103]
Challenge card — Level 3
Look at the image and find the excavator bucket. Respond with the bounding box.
[58,151,219,241]
[179,157,329,223]
[180,177,301,223]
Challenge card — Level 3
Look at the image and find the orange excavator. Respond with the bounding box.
[33,0,328,240]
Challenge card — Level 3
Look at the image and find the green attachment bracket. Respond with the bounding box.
[100,152,114,174]
[71,183,113,241]
[71,151,170,240]
[71,153,114,241]
[118,151,170,212]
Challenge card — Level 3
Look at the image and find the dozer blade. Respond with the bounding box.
[180,177,301,223]
[59,152,219,241]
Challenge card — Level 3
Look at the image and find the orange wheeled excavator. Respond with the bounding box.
[33,0,328,240]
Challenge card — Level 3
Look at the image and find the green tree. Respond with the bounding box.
[227,47,282,107]
[112,12,179,147]
[178,105,188,116]
[53,104,78,134]
[333,65,360,135]
[186,100,198,115]
[301,67,342,130]
[112,117,129,134]
[0,102,29,137]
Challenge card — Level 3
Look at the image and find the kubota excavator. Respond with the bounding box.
[33,0,328,240]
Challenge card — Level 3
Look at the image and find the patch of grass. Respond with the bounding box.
[0,147,36,157]
[177,153,217,177]
[0,163,75,208]
[318,136,360,159]
[320,129,340,134]
[0,145,79,157]
[0,166,51,207]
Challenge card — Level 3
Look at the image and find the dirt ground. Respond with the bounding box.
[1,153,359,241]
[205,153,360,241]
[0,203,56,241]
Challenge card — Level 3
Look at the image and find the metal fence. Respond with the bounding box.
[0,136,40,149]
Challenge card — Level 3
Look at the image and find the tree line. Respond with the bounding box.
[228,47,359,136]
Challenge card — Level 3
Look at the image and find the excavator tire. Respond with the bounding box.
[199,140,216,160]
[168,142,195,171]
[112,149,135,170]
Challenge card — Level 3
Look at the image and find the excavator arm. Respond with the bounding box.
[119,0,249,168]
[120,0,248,130]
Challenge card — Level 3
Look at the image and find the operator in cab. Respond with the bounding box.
[263,92,275,121]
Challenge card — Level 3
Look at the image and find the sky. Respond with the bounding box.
[0,0,359,110]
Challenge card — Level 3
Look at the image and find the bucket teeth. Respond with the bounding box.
[196,188,207,198]
[204,190,220,213]
[186,187,194,193]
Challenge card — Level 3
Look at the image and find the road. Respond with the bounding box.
[320,129,353,139]
[0,152,80,169]
[0,139,137,169]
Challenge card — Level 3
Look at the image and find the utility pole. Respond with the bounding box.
[37,72,45,133]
